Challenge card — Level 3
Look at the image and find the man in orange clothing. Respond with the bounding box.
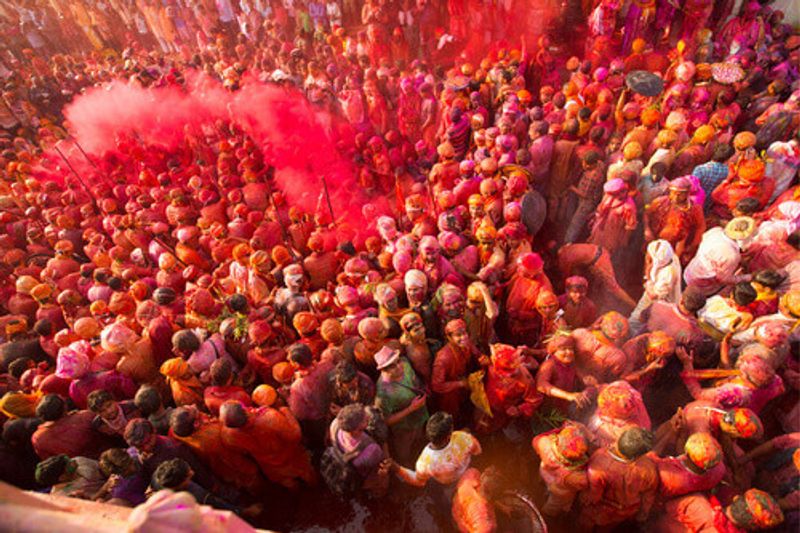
[219,400,316,489]
[579,427,659,528]
[479,344,541,433]
[532,424,591,515]
[503,253,552,345]
[170,406,265,494]
[432,319,489,425]
[710,159,775,221]
[451,467,503,533]
[644,177,706,265]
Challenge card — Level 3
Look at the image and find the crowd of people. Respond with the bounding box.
[0,0,798,531]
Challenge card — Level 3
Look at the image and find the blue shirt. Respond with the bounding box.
[692,161,728,209]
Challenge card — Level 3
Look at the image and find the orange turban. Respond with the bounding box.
[252,385,277,407]
[733,131,756,150]
[272,362,294,384]
[737,159,765,184]
[232,243,252,263]
[292,312,319,337]
[271,245,292,266]
[692,125,715,144]
[600,311,629,341]
[5,318,27,337]
[623,142,642,160]
[320,318,344,344]
[30,283,53,303]
[640,108,660,126]
[74,317,101,340]
[109,292,136,316]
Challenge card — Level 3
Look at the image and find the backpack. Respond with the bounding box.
[320,433,367,497]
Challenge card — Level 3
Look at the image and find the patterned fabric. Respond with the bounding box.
[692,161,728,208]
[415,430,479,485]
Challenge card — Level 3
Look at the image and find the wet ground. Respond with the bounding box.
[253,429,549,533]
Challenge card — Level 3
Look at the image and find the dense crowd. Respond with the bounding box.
[0,0,798,531]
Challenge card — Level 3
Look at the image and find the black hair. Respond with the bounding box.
[124,418,155,448]
[651,161,667,176]
[153,287,176,305]
[426,411,454,445]
[563,118,579,136]
[338,403,366,432]
[134,385,162,416]
[36,394,65,422]
[153,458,191,490]
[588,126,605,143]
[752,270,785,289]
[788,230,800,250]
[287,343,313,367]
[35,455,70,486]
[209,358,233,386]
[107,277,123,291]
[732,282,757,306]
[99,448,135,477]
[8,357,32,379]
[338,241,357,256]
[170,407,196,438]
[3,417,39,446]
[219,400,248,428]
[227,293,248,313]
[87,389,114,413]
[583,151,600,166]
[172,329,201,354]
[681,288,707,314]
[33,319,52,337]
[335,360,357,382]
[713,144,734,162]
[735,197,760,215]
[617,427,654,459]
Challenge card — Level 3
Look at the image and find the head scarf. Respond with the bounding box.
[647,239,682,303]
[404,269,428,290]
[55,341,92,379]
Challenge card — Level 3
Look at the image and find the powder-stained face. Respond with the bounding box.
[553,347,574,364]
[442,292,465,319]
[447,324,470,349]
[420,242,440,263]
[406,285,426,306]
[567,288,586,305]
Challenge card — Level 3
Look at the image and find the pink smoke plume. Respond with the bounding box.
[62,73,382,231]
